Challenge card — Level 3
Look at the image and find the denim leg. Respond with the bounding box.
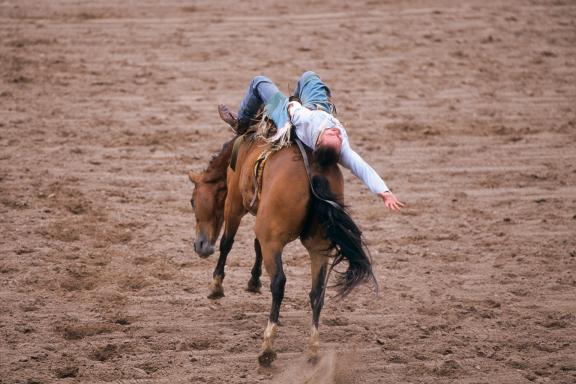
[293,71,333,113]
[293,71,319,97]
[237,76,280,125]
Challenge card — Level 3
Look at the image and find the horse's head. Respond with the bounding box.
[188,170,227,258]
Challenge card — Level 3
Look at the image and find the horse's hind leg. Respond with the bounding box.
[246,238,262,293]
[302,233,330,363]
[257,239,286,367]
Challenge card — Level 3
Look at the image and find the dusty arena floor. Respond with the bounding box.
[1,0,575,383]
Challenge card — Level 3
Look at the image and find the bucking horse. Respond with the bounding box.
[188,129,376,366]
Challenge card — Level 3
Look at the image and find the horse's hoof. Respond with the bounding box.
[258,349,277,367]
[207,289,224,300]
[307,343,320,364]
[246,279,261,293]
[307,353,319,365]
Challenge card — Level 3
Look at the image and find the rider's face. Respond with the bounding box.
[317,128,343,152]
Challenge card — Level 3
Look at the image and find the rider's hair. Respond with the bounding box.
[314,145,340,168]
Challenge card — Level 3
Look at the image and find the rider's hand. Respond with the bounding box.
[287,100,302,118]
[378,191,405,211]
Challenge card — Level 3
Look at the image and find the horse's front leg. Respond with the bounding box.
[208,203,244,300]
[257,240,286,367]
[246,238,262,293]
[207,230,234,299]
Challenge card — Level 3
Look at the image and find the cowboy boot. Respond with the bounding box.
[218,104,238,130]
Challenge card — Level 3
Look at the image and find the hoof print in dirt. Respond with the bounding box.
[433,359,462,377]
[55,365,79,378]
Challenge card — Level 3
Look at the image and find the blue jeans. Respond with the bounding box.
[237,75,279,126]
[237,71,332,126]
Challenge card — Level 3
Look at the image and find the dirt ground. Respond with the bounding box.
[1,0,575,383]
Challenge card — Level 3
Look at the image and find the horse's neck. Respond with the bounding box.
[204,138,235,182]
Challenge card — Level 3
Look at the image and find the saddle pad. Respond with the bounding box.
[229,135,244,171]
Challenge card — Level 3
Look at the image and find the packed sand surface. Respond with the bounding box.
[1,0,575,383]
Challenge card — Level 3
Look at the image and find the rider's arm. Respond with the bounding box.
[338,140,389,194]
[339,142,404,210]
[290,100,390,194]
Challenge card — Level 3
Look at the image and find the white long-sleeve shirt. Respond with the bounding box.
[288,101,389,194]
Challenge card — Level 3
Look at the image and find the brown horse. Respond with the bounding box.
[188,134,375,366]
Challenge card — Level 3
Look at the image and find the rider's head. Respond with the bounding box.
[315,127,342,168]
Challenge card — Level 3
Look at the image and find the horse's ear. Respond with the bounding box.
[188,171,201,184]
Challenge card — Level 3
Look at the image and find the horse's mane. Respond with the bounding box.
[202,138,235,183]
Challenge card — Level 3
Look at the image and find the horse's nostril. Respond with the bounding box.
[194,236,213,257]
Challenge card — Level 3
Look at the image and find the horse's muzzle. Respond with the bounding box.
[194,235,215,258]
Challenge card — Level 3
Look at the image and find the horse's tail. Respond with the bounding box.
[310,174,377,298]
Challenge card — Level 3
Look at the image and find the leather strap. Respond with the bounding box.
[249,149,272,210]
